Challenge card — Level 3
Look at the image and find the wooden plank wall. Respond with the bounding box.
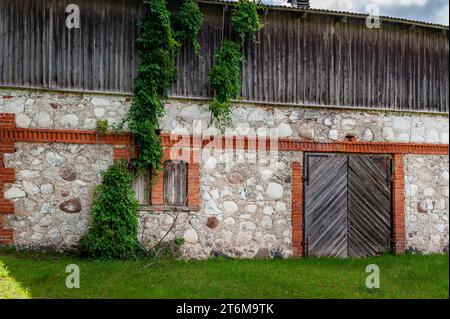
[0,0,448,112]
[0,0,141,92]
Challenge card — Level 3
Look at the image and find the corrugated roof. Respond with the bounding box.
[197,0,449,30]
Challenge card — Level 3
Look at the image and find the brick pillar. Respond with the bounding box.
[0,113,16,129]
[0,216,13,244]
[187,163,200,208]
[114,147,130,160]
[151,169,164,206]
[393,153,406,254]
[0,114,16,245]
[291,162,303,258]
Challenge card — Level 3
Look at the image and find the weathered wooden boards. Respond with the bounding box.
[0,0,448,112]
[0,0,141,92]
[132,168,150,205]
[303,153,392,257]
[163,160,188,207]
[304,154,349,257]
[347,155,392,257]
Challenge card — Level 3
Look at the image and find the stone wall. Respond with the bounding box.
[404,155,449,253]
[3,143,113,249]
[3,142,297,258]
[0,89,131,130]
[1,89,449,144]
[140,151,299,259]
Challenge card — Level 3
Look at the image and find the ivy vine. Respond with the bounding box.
[79,160,143,260]
[81,1,205,260]
[231,0,264,45]
[209,0,264,129]
[209,40,244,128]
[173,0,204,54]
[124,0,177,173]
[124,0,203,174]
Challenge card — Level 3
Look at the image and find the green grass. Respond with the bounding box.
[0,259,30,299]
[0,250,448,299]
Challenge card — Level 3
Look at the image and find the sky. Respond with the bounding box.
[265,0,450,25]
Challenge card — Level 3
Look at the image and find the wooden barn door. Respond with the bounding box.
[303,154,349,257]
[347,155,392,257]
[303,153,392,258]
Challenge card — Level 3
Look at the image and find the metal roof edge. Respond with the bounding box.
[195,0,450,31]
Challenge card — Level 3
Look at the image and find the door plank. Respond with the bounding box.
[304,154,348,257]
[347,155,392,257]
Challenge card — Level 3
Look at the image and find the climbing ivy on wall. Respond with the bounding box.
[209,40,244,128]
[231,0,264,45]
[209,0,264,129]
[79,160,142,260]
[125,0,177,173]
[80,1,204,260]
[125,0,203,173]
[173,0,204,54]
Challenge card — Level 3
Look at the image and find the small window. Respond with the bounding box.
[163,160,188,207]
[132,168,151,205]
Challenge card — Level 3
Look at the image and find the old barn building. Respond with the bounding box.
[0,0,448,258]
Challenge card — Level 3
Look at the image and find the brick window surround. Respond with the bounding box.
[114,146,201,212]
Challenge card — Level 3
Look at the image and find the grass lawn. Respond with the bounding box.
[0,259,30,299]
[0,250,448,299]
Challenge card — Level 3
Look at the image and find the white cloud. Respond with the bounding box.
[313,0,356,11]
[312,0,428,10]
[262,0,448,25]
[310,0,449,25]
[437,4,450,25]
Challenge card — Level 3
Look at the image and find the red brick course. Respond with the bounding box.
[160,134,449,155]
[0,124,448,156]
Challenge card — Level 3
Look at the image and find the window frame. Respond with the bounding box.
[162,160,188,208]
